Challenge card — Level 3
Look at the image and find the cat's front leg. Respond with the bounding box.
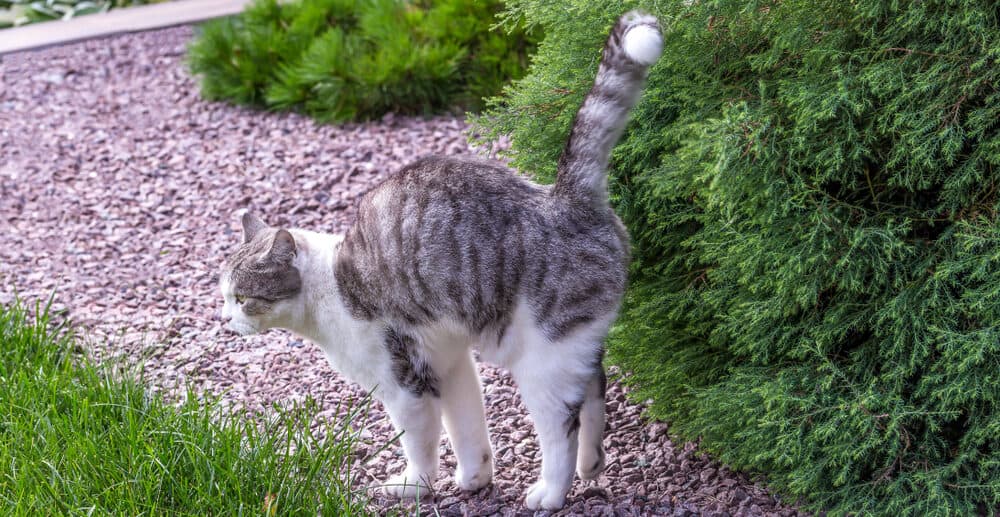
[440,350,493,491]
[372,327,444,498]
[379,387,442,499]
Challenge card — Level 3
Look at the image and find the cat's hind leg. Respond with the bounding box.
[576,362,607,480]
[510,332,598,510]
[440,350,493,491]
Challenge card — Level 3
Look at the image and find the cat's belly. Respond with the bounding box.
[474,297,534,368]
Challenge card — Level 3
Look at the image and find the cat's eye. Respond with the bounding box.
[234,295,246,305]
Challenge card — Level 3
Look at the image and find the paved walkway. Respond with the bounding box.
[0,0,251,54]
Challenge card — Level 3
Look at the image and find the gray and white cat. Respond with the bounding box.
[219,11,661,511]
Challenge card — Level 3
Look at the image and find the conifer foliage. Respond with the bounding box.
[188,0,536,122]
[475,1,1000,514]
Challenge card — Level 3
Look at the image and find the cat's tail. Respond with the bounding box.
[553,11,662,205]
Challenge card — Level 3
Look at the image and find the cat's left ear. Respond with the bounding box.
[241,212,268,243]
[267,229,297,263]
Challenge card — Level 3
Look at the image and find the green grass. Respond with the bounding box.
[0,298,373,516]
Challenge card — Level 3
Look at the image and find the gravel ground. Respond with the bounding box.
[0,27,808,517]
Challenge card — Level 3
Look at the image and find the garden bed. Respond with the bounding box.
[0,26,806,516]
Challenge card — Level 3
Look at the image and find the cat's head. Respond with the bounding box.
[219,213,303,336]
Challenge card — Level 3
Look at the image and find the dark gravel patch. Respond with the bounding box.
[0,26,808,517]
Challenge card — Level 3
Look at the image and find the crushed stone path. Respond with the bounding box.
[0,26,807,517]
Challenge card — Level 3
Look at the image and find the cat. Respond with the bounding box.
[218,11,662,511]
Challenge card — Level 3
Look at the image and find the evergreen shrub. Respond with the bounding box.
[474,1,1000,514]
[188,0,537,122]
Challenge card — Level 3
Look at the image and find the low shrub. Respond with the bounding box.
[0,299,370,515]
[474,0,1000,514]
[188,0,537,122]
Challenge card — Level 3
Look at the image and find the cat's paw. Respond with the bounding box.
[524,480,567,511]
[577,447,606,480]
[379,472,434,499]
[454,454,493,491]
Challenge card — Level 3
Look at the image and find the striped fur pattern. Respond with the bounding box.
[555,10,661,207]
[334,154,629,343]
[218,11,661,511]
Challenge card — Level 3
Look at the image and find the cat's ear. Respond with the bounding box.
[267,229,297,263]
[241,212,267,243]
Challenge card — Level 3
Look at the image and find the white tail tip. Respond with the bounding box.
[622,15,662,66]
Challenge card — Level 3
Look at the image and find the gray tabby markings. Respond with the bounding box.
[226,227,301,315]
[564,400,583,438]
[554,14,660,207]
[384,328,440,397]
[335,157,629,346]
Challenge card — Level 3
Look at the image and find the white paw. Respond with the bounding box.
[380,472,433,499]
[524,480,567,511]
[455,454,493,491]
[577,448,606,480]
